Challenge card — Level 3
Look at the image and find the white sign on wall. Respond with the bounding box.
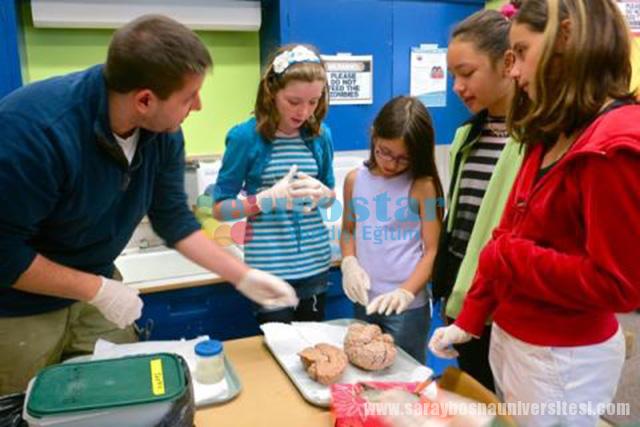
[322,54,373,105]
[410,44,448,108]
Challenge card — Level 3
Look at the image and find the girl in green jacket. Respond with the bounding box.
[431,7,524,391]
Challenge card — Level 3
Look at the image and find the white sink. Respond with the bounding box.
[115,245,242,284]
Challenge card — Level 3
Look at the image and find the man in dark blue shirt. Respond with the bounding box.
[0,15,297,394]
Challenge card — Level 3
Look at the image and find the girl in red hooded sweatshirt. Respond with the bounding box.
[429,0,640,425]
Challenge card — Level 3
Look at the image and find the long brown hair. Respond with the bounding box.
[254,44,329,140]
[367,96,444,205]
[509,0,634,146]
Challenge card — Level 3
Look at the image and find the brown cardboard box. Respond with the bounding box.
[438,367,517,427]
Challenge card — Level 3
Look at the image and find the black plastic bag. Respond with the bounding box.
[0,392,26,427]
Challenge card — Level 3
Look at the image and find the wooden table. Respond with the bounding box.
[195,336,332,426]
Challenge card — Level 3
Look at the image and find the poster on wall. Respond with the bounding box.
[410,44,447,108]
[321,54,373,105]
[618,0,640,34]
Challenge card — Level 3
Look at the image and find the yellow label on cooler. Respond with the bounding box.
[150,359,166,395]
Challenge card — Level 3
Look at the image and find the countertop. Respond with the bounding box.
[194,335,331,426]
[128,260,341,294]
[132,273,226,294]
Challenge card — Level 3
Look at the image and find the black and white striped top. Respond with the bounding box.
[245,136,331,280]
[449,116,508,259]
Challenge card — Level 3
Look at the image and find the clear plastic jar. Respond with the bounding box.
[194,339,225,384]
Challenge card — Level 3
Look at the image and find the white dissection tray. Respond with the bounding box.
[261,319,433,407]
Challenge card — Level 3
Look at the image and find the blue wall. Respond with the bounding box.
[391,1,480,146]
[0,0,22,98]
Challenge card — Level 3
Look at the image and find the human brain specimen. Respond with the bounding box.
[343,323,396,371]
[298,343,348,385]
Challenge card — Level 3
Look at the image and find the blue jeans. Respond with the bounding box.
[255,271,328,324]
[354,303,431,365]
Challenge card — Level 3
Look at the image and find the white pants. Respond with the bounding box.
[489,323,624,427]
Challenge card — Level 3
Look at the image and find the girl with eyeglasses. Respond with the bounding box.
[339,96,444,363]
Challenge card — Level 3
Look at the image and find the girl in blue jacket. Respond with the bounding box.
[210,44,335,324]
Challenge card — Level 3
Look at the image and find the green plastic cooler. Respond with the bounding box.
[23,353,194,427]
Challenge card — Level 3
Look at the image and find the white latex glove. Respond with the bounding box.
[340,255,371,306]
[366,288,415,316]
[236,268,299,308]
[428,324,473,358]
[89,277,143,329]
[255,165,299,212]
[290,171,333,212]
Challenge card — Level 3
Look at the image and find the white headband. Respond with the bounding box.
[272,45,321,75]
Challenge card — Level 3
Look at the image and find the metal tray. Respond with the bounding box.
[263,318,432,408]
[197,354,242,407]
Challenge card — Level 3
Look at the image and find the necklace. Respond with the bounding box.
[486,119,509,138]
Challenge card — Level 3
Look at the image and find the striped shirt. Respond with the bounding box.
[449,116,508,259]
[244,136,331,280]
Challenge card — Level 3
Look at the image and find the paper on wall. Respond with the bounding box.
[410,45,448,107]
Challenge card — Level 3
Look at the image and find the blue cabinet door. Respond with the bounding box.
[325,268,355,320]
[138,284,261,341]
[0,0,23,99]
[138,267,354,341]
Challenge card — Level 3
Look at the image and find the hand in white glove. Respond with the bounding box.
[290,171,333,212]
[428,324,473,359]
[341,255,371,306]
[366,288,415,316]
[89,277,143,329]
[256,165,299,212]
[236,268,299,308]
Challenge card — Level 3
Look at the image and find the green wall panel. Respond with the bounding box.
[20,6,259,156]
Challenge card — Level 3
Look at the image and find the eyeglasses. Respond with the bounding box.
[374,146,410,167]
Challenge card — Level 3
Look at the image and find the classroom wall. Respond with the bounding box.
[16,1,640,157]
[19,4,260,156]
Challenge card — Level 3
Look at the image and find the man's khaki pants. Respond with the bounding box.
[0,302,137,395]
